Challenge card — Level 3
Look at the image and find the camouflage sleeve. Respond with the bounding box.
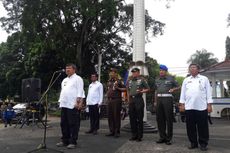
[154,79,158,90]
[142,79,150,89]
[172,79,179,88]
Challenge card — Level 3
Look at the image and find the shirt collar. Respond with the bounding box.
[68,73,76,78]
[189,74,201,79]
[92,81,98,84]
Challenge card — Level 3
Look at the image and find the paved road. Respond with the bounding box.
[0,113,230,153]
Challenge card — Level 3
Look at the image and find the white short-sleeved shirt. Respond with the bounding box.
[86,81,103,105]
[59,73,85,109]
[179,74,213,111]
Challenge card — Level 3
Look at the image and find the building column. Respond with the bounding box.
[211,75,217,97]
[220,80,224,97]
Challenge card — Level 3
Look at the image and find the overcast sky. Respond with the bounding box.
[0,3,7,43]
[1,0,230,76]
[143,0,230,76]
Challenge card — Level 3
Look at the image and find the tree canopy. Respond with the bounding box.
[225,36,230,60]
[0,0,164,99]
[187,49,218,69]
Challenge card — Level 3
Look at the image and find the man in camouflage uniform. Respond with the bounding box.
[127,67,150,142]
[155,64,180,145]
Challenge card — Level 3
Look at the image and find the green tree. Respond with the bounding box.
[225,36,230,96]
[0,0,165,97]
[145,55,159,112]
[225,36,230,60]
[0,32,26,98]
[187,49,218,69]
[0,0,164,76]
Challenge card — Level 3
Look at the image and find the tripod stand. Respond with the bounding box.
[14,102,45,129]
[27,71,63,153]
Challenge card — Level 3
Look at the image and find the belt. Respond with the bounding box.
[108,97,121,100]
[157,93,172,97]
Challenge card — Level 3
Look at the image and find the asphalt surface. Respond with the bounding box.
[0,113,230,153]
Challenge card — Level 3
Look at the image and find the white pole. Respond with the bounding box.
[98,52,102,82]
[133,0,145,62]
[133,0,148,122]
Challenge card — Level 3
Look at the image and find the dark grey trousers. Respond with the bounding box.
[156,97,173,141]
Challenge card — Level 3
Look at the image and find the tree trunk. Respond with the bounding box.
[76,17,90,74]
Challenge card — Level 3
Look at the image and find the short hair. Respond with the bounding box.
[66,63,77,70]
[110,68,117,73]
[91,73,98,78]
[189,63,200,70]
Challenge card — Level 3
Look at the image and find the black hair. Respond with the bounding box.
[66,63,77,70]
[91,73,98,78]
[189,63,200,70]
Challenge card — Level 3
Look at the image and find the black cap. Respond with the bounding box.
[131,67,140,72]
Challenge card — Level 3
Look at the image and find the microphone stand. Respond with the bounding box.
[27,71,63,153]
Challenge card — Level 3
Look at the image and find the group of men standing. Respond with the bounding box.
[154,63,212,151]
[56,63,213,152]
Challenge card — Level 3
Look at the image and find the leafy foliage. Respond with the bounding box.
[225,36,230,60]
[0,32,26,98]
[0,0,165,99]
[187,49,218,69]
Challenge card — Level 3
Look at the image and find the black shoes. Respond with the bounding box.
[129,137,142,142]
[156,139,166,144]
[106,133,114,136]
[136,138,142,142]
[156,139,172,145]
[93,130,98,135]
[188,144,198,149]
[85,130,93,134]
[188,144,207,151]
[200,146,208,151]
[129,137,137,141]
[106,132,120,138]
[86,130,98,135]
[165,141,172,145]
[114,133,120,138]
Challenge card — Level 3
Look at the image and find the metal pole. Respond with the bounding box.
[98,52,102,82]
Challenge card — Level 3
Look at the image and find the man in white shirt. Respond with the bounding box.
[179,63,213,151]
[56,63,85,149]
[85,73,103,135]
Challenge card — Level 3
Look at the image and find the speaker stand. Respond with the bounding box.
[27,72,63,153]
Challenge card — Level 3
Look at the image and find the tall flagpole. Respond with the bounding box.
[123,0,157,134]
[132,0,148,121]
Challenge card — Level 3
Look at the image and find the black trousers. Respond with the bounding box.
[88,104,100,131]
[156,97,173,141]
[60,107,80,145]
[185,110,209,147]
[129,97,144,139]
[107,98,122,134]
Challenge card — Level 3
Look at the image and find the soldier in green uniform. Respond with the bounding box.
[126,67,150,142]
[155,64,180,145]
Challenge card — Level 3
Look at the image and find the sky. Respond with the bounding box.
[0,3,7,43]
[0,0,230,76]
[143,0,230,76]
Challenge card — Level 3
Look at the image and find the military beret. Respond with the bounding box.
[131,67,140,72]
[159,64,168,71]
